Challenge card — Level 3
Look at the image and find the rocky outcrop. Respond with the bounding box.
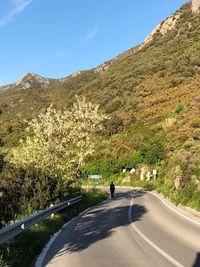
[70,71,82,78]
[192,0,200,13]
[140,0,200,49]
[94,61,112,73]
[140,166,149,181]
[142,13,180,48]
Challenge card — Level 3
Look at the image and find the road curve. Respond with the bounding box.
[41,188,200,267]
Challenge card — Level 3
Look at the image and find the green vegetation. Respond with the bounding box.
[0,2,200,265]
[139,136,166,165]
[0,98,107,227]
[0,189,108,267]
[6,98,107,179]
[81,135,165,179]
[169,104,184,118]
[0,164,80,226]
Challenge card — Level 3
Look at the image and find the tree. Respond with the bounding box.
[6,97,107,179]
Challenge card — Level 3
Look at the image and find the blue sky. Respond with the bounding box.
[0,0,188,85]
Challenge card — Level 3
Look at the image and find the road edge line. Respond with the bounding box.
[35,197,110,267]
[148,191,200,227]
[128,193,184,267]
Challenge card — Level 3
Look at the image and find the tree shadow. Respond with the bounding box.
[192,253,200,267]
[114,190,145,200]
[43,190,147,265]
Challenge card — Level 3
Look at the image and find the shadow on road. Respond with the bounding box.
[115,190,145,201]
[44,190,147,265]
[192,253,200,267]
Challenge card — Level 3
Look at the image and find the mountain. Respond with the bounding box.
[0,73,54,94]
[0,0,200,191]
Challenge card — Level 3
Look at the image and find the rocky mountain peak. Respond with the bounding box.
[0,72,52,93]
[15,72,51,89]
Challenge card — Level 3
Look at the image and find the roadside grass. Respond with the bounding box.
[0,189,108,267]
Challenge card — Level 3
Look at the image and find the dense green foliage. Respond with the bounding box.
[0,163,80,226]
[81,142,165,179]
[81,153,142,179]
[139,136,166,165]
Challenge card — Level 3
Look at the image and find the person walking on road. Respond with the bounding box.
[110,181,115,198]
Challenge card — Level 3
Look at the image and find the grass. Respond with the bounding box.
[0,189,108,267]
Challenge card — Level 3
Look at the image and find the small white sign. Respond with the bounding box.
[88,175,102,179]
[153,170,157,176]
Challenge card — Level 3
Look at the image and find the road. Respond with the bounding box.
[41,188,200,267]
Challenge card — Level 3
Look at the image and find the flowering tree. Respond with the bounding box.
[6,97,107,179]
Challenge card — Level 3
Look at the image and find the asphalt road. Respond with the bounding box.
[42,188,200,267]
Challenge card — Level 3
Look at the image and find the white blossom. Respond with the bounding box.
[6,97,108,179]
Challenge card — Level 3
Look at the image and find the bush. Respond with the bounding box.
[193,129,200,140]
[174,104,184,114]
[0,164,80,226]
[119,152,143,169]
[104,114,124,135]
[140,136,166,165]
[81,153,143,179]
[191,119,200,128]
[170,78,184,87]
[170,104,184,118]
[195,167,200,178]
[0,165,25,226]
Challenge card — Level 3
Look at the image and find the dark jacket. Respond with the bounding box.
[110,183,115,193]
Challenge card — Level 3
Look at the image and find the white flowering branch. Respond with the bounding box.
[6,97,108,179]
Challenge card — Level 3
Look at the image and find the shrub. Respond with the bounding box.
[0,165,26,226]
[140,136,166,165]
[191,119,200,128]
[0,164,79,226]
[104,114,124,135]
[174,104,184,114]
[170,104,184,118]
[193,129,200,140]
[170,78,184,87]
[81,153,143,179]
[106,99,123,113]
[119,152,143,169]
[195,167,200,178]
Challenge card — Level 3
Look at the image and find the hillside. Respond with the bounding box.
[0,1,200,195]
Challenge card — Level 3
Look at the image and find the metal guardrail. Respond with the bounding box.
[0,195,82,245]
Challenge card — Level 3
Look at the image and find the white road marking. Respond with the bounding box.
[148,191,200,227]
[35,197,110,267]
[100,186,200,226]
[128,193,184,267]
[35,220,71,267]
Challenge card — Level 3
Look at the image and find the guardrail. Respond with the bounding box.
[0,195,82,245]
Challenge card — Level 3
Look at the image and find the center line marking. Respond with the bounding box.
[128,193,184,267]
